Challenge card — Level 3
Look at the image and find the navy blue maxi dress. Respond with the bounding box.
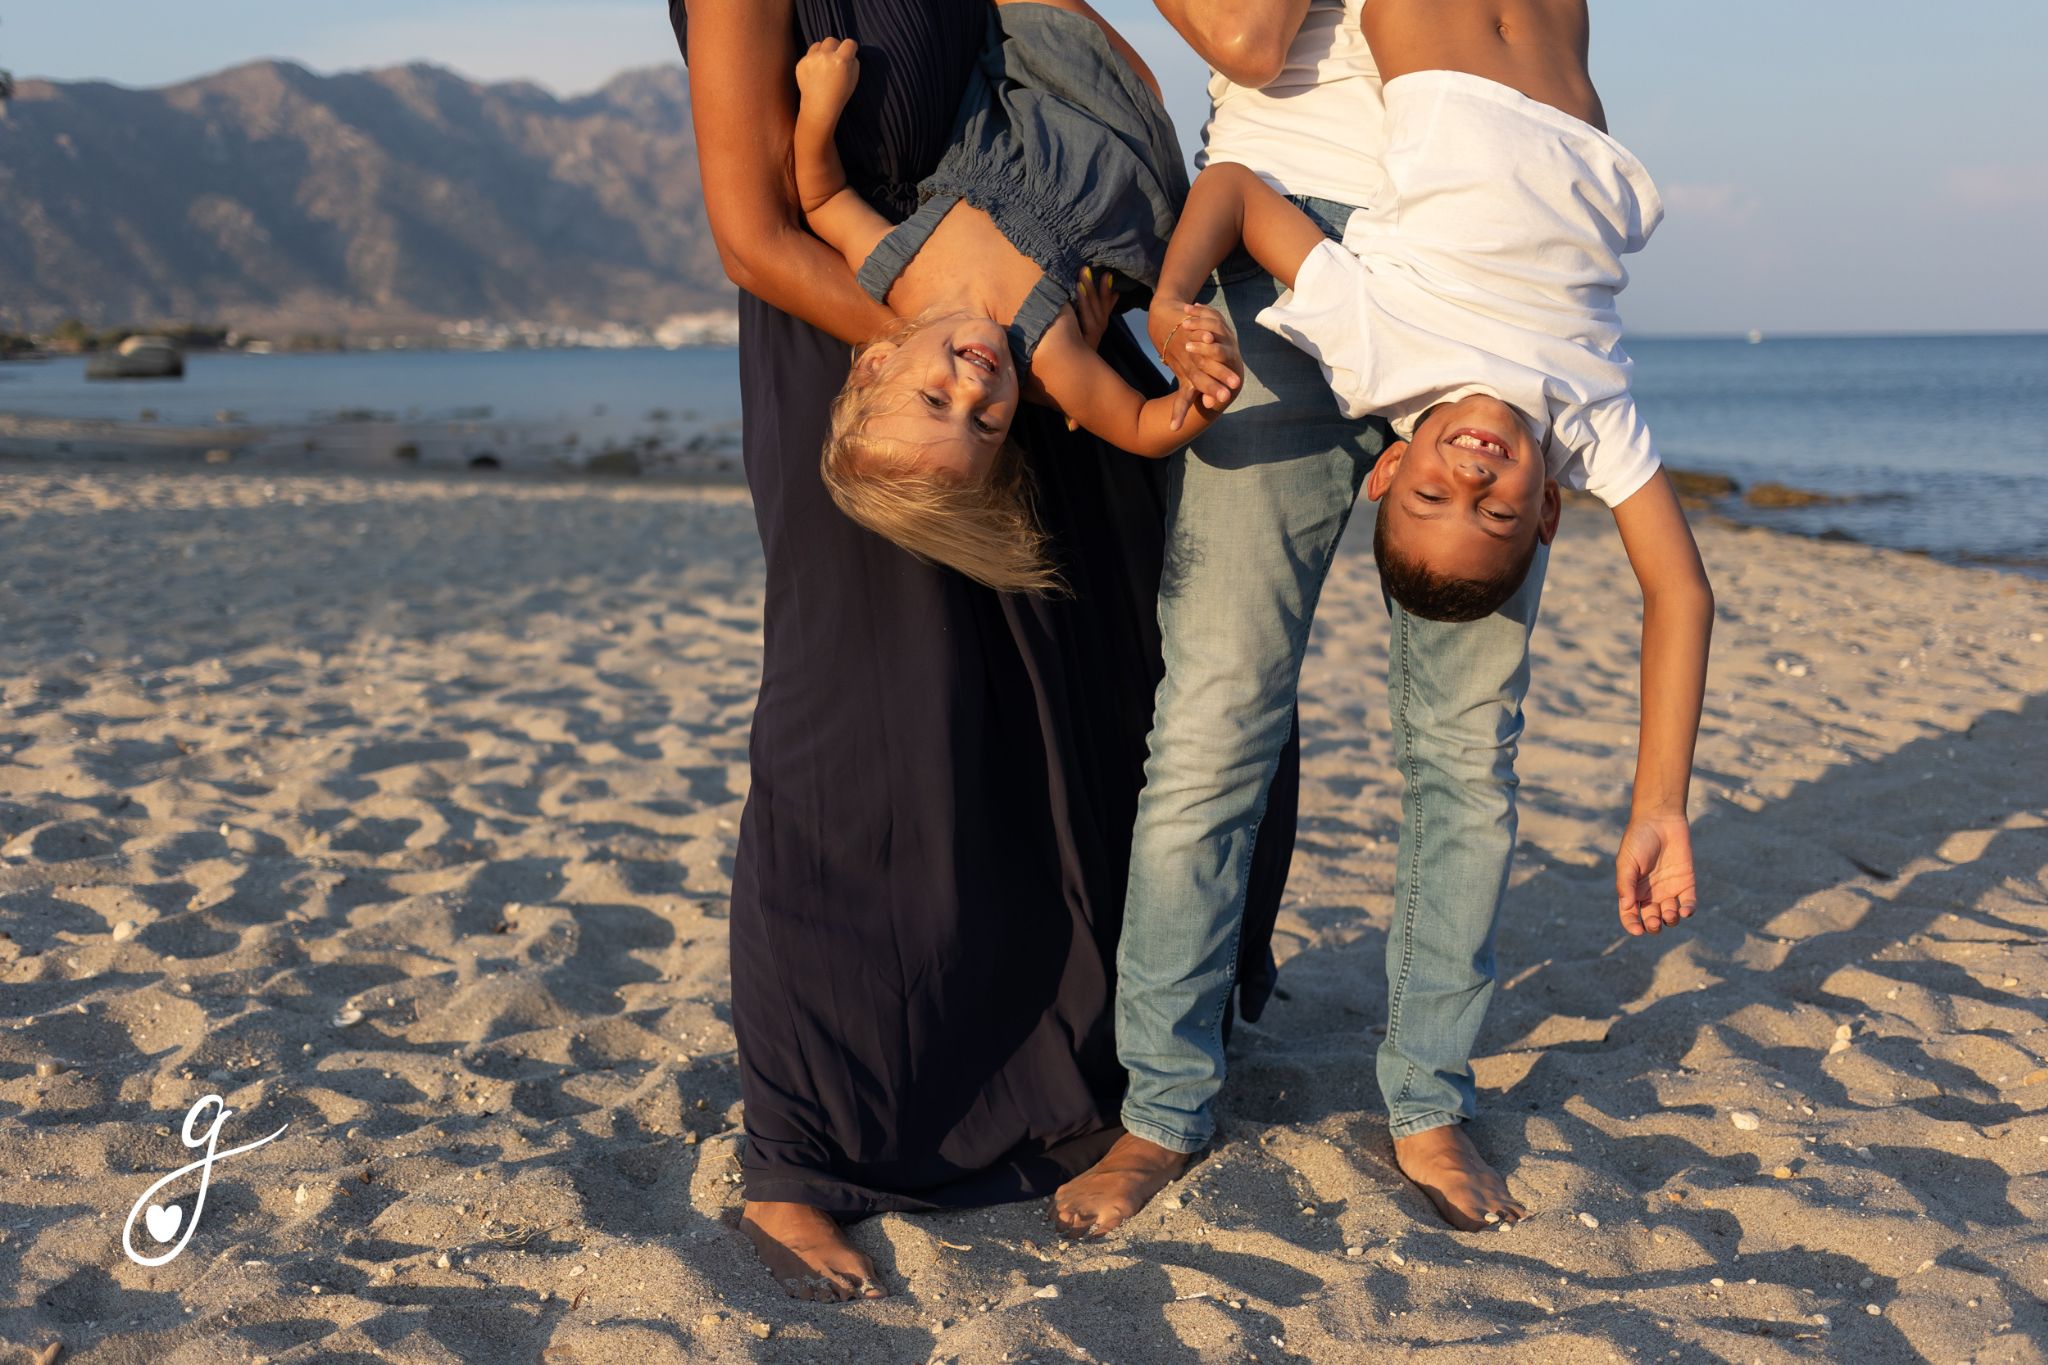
[670,0,1298,1216]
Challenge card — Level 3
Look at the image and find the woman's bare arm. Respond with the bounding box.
[1152,0,1311,88]
[687,0,893,345]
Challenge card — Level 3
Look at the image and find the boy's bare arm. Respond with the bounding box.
[1149,163,1325,410]
[792,39,895,273]
[1155,162,1324,309]
[1609,470,1714,936]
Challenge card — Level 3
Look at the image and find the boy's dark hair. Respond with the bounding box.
[1372,511,1540,623]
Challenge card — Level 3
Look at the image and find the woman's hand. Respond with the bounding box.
[1154,302,1243,429]
[795,37,861,123]
[1615,809,1698,937]
[1072,266,1118,353]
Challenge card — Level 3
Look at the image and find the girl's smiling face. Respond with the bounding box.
[855,312,1019,480]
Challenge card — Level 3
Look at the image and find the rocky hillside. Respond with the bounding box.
[0,62,732,333]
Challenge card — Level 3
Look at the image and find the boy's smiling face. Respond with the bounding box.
[1366,393,1562,582]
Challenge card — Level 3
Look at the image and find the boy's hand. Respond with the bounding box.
[796,38,860,120]
[1158,303,1243,430]
[1615,811,1698,936]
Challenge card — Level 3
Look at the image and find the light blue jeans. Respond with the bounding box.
[1117,195,1547,1152]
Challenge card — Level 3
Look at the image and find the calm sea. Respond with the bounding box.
[1629,333,2048,570]
[3,333,2043,569]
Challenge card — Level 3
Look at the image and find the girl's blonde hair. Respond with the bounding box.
[821,312,1061,595]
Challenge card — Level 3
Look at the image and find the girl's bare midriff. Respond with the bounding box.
[888,201,1049,330]
[1361,0,1606,130]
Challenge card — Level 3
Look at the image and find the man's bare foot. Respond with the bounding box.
[739,1201,887,1302]
[1392,1123,1527,1232]
[1051,1132,1190,1239]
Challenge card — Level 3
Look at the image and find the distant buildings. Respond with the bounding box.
[438,312,740,352]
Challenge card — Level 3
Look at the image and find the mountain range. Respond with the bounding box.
[0,61,733,335]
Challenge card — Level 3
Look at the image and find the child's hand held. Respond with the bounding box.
[1152,302,1241,413]
[1180,304,1243,410]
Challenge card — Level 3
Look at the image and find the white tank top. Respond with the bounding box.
[1195,0,1388,209]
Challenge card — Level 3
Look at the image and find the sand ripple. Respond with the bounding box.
[1,469,2044,1362]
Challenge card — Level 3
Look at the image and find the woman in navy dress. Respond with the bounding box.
[672,0,1297,1300]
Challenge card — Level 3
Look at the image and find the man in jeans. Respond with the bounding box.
[1055,0,1538,1235]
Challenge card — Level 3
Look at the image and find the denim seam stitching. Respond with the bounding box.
[1387,606,1424,1115]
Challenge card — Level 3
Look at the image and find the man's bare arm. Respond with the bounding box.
[1153,0,1311,88]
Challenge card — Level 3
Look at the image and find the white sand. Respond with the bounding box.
[2,466,2044,1364]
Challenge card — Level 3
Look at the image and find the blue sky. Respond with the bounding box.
[4,1,2043,335]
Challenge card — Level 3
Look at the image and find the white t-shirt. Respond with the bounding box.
[1257,72,1666,508]
[1195,0,1386,209]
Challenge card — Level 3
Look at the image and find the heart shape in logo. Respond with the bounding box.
[145,1203,183,1243]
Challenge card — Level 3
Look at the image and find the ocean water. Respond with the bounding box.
[0,348,745,468]
[4,334,2044,569]
[1628,333,2048,569]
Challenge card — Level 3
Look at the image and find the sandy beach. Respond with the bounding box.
[2,464,2044,1364]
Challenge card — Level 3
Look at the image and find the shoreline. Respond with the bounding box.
[6,408,2039,576]
[0,410,746,484]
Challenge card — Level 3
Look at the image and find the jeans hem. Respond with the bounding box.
[1387,1110,1464,1141]
[1117,1110,1210,1157]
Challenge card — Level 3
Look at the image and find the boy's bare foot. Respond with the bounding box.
[1392,1124,1526,1232]
[1051,1132,1190,1238]
[739,1201,887,1301]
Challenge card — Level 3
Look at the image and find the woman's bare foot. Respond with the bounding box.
[1051,1132,1190,1238]
[738,1201,887,1302]
[1392,1123,1527,1231]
